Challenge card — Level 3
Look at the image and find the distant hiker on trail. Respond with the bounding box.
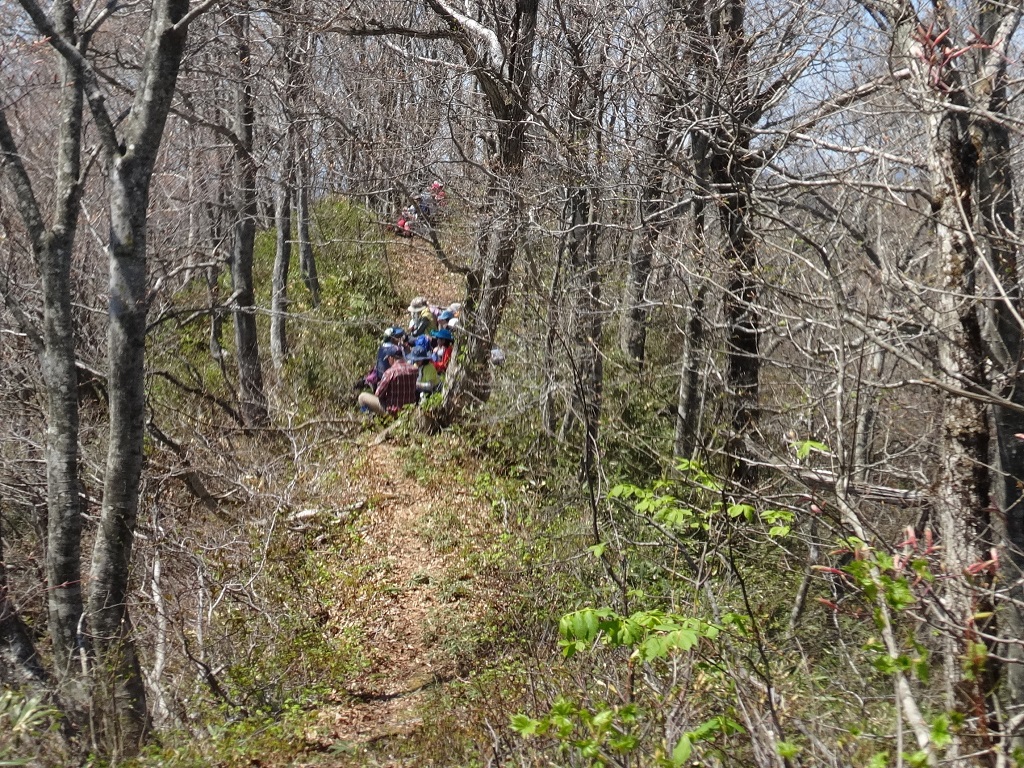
[408,347,442,395]
[376,327,406,377]
[417,181,446,223]
[430,328,454,374]
[395,206,417,237]
[390,182,445,236]
[412,332,433,356]
[358,348,419,416]
[408,297,437,336]
[417,193,437,222]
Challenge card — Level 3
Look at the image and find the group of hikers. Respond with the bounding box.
[393,181,446,237]
[356,297,460,416]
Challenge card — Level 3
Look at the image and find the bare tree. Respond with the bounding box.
[0,0,86,700]
[269,0,302,373]
[227,5,270,426]
[2,0,203,754]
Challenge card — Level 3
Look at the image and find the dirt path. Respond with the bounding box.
[303,420,488,765]
[299,232,480,764]
[384,232,464,309]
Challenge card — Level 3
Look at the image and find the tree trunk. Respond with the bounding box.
[295,151,321,308]
[851,346,885,483]
[540,235,565,437]
[84,0,190,754]
[0,0,88,704]
[673,286,707,459]
[717,146,759,485]
[572,189,602,486]
[434,0,537,425]
[270,152,292,372]
[621,226,654,367]
[88,159,154,760]
[970,2,1024,739]
[41,25,87,688]
[920,25,997,756]
[698,0,759,485]
[206,197,227,363]
[230,10,269,427]
[0,512,46,686]
[442,184,519,416]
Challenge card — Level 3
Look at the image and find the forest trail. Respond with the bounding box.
[383,231,464,309]
[304,440,489,766]
[304,237,483,765]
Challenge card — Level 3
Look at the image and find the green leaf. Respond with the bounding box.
[769,525,791,537]
[592,708,614,730]
[775,740,801,758]
[911,558,934,582]
[550,698,576,717]
[884,578,915,610]
[639,636,668,660]
[963,641,988,681]
[671,735,693,766]
[930,713,952,748]
[609,733,639,752]
[761,509,794,524]
[795,439,831,460]
[666,628,699,652]
[866,752,889,768]
[588,542,606,558]
[510,714,541,736]
[727,503,755,520]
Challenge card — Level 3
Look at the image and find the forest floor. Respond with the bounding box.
[296,236,491,765]
[382,231,464,310]
[298,438,494,766]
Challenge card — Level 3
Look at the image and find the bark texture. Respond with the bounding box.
[84,0,191,754]
[435,0,538,424]
[230,10,269,426]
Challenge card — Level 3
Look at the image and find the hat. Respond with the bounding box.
[447,302,462,313]
[385,326,405,339]
[438,310,455,321]
[407,348,432,363]
[408,296,427,312]
[431,328,453,342]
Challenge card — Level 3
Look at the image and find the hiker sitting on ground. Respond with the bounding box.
[412,332,433,357]
[445,302,461,329]
[364,327,406,387]
[408,296,437,337]
[430,327,454,374]
[358,348,419,416]
[408,348,442,395]
[437,309,455,330]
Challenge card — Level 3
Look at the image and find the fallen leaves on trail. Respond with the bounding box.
[309,441,490,759]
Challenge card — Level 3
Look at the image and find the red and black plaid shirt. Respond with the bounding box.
[375,360,419,413]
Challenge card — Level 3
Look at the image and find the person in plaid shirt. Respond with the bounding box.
[357,349,419,415]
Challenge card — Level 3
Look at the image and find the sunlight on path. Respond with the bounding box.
[306,438,485,766]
